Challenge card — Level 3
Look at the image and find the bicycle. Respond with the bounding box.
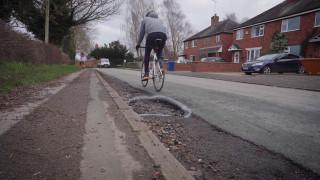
[137,39,165,92]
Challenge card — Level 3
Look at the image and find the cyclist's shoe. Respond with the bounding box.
[159,61,164,71]
[142,73,149,81]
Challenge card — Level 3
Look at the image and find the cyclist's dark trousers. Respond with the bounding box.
[145,32,167,73]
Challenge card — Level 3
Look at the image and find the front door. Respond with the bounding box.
[234,51,240,63]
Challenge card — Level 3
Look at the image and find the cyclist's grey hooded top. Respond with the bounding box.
[137,12,166,45]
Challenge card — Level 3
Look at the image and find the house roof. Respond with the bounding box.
[184,19,239,42]
[228,43,242,51]
[236,0,320,29]
[309,33,320,43]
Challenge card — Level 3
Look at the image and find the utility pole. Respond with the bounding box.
[45,0,50,43]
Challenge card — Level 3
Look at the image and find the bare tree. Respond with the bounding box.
[162,0,193,59]
[122,0,155,59]
[73,24,96,54]
[224,12,238,22]
[240,17,250,23]
[67,0,125,25]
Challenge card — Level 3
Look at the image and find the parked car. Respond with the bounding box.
[162,59,170,64]
[185,59,193,63]
[98,58,110,68]
[200,57,227,62]
[241,53,305,75]
[175,59,187,64]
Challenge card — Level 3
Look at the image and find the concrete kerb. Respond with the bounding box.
[95,70,195,180]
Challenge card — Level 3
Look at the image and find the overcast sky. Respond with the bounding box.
[94,0,284,47]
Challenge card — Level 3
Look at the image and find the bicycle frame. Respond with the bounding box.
[137,47,165,92]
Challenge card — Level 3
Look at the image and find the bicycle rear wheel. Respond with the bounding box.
[153,61,165,92]
[141,63,148,87]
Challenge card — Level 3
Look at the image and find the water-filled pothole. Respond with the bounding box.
[128,95,191,118]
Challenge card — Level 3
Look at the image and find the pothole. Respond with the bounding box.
[128,95,192,118]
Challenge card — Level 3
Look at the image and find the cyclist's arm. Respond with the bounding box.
[138,20,146,45]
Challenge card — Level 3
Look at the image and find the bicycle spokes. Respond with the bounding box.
[153,62,165,92]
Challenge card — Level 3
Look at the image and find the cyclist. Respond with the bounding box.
[136,11,167,81]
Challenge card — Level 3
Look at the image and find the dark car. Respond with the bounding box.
[200,57,227,62]
[241,53,305,75]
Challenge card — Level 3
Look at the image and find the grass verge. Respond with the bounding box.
[0,62,81,96]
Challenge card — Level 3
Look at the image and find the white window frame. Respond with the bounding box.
[246,47,262,61]
[204,37,210,45]
[216,35,220,43]
[185,42,189,49]
[192,40,197,47]
[281,16,300,32]
[284,45,301,55]
[236,29,244,40]
[251,25,264,38]
[190,55,196,62]
[315,12,320,27]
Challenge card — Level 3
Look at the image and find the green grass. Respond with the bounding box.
[0,62,81,96]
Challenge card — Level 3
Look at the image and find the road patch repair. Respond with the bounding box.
[128,95,192,118]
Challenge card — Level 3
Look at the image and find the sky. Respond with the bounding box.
[94,0,284,47]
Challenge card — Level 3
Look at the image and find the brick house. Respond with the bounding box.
[229,0,320,64]
[183,15,239,62]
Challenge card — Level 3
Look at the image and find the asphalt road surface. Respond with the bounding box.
[97,68,320,174]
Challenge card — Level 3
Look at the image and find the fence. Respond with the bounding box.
[0,20,70,65]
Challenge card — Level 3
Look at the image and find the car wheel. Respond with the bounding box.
[245,72,252,75]
[297,65,305,74]
[262,66,271,75]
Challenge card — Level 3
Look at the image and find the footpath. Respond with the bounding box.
[0,69,193,180]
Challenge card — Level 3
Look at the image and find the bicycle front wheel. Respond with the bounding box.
[153,61,165,92]
[141,63,148,87]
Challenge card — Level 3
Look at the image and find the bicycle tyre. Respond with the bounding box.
[141,63,148,87]
[153,61,165,92]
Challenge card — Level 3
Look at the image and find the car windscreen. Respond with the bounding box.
[101,59,109,62]
[256,54,278,61]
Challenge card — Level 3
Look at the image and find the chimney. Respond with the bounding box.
[211,14,219,28]
[95,43,99,48]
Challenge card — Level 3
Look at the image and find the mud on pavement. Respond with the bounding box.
[99,71,320,180]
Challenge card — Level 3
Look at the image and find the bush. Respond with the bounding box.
[0,20,70,65]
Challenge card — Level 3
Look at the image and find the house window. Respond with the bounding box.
[204,37,210,45]
[251,25,264,37]
[284,45,301,55]
[192,40,197,47]
[216,35,220,43]
[282,16,300,32]
[315,12,320,27]
[185,42,189,49]
[190,55,196,62]
[246,48,261,61]
[236,29,244,40]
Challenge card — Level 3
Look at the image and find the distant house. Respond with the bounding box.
[229,0,320,63]
[183,15,239,62]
